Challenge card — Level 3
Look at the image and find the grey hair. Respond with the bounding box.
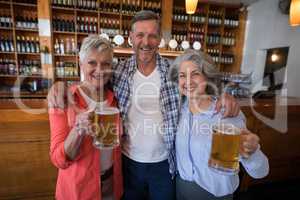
[168,49,220,95]
[130,10,161,34]
[79,35,113,62]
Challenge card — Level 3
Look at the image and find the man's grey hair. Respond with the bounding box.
[79,35,113,62]
[168,49,220,95]
[130,10,161,34]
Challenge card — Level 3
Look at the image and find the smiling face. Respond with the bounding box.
[178,60,207,99]
[80,49,113,91]
[130,19,161,67]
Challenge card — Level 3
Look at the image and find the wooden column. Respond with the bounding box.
[37,0,54,80]
[234,9,247,73]
[161,0,173,45]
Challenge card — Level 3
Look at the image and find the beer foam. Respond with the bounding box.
[95,107,119,115]
[213,124,240,135]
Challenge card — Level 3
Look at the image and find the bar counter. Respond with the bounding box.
[0,97,300,199]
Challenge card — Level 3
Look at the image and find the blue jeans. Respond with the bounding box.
[122,155,175,200]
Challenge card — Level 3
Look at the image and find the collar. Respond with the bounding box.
[183,97,217,118]
[128,53,168,76]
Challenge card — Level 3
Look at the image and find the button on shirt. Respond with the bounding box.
[176,99,269,197]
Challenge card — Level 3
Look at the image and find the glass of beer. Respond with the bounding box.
[208,123,241,175]
[93,106,120,149]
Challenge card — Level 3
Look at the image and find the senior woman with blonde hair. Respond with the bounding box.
[169,50,269,200]
[49,35,123,200]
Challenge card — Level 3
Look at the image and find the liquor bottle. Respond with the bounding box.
[78,16,83,32]
[35,37,40,53]
[71,38,76,54]
[27,36,33,53]
[65,38,71,54]
[59,39,65,54]
[1,36,6,52]
[54,38,60,54]
[0,12,12,28]
[121,0,126,14]
[0,59,16,75]
[20,36,26,53]
[93,17,97,33]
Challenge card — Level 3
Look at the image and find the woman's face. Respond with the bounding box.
[80,49,113,90]
[178,60,207,98]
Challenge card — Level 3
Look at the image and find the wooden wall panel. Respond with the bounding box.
[0,107,56,200]
[240,103,300,191]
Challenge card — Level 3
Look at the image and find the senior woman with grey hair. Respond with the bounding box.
[49,35,123,200]
[169,50,269,200]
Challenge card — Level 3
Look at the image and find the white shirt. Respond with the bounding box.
[176,99,269,197]
[122,67,168,163]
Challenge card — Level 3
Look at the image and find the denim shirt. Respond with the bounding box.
[176,99,269,197]
[112,54,180,176]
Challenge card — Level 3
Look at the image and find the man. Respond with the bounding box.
[48,10,239,200]
[112,11,238,200]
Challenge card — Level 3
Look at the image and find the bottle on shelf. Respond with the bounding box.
[53,17,75,32]
[100,17,120,37]
[55,37,76,55]
[173,6,189,23]
[76,16,97,33]
[144,0,161,13]
[0,36,14,52]
[224,14,239,28]
[208,10,222,26]
[207,48,220,63]
[191,8,206,24]
[0,10,13,28]
[0,59,16,75]
[19,59,41,76]
[121,19,130,37]
[189,27,205,44]
[52,0,76,8]
[59,39,65,54]
[76,0,97,10]
[206,32,221,45]
[55,61,78,77]
[221,52,234,64]
[222,32,235,46]
[15,12,38,30]
[16,36,39,53]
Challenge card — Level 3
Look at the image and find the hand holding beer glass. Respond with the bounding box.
[208,123,259,175]
[93,106,120,149]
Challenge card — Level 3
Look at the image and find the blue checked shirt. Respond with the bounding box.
[112,54,180,176]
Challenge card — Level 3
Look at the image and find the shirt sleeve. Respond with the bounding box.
[48,108,74,169]
[240,146,269,179]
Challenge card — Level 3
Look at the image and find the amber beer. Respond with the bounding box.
[94,107,120,149]
[208,124,241,174]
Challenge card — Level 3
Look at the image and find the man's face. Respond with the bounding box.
[130,20,161,66]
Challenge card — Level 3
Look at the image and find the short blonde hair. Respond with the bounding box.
[79,35,113,62]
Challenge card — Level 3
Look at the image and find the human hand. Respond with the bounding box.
[47,81,74,109]
[239,129,260,159]
[74,111,96,137]
[215,93,240,117]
